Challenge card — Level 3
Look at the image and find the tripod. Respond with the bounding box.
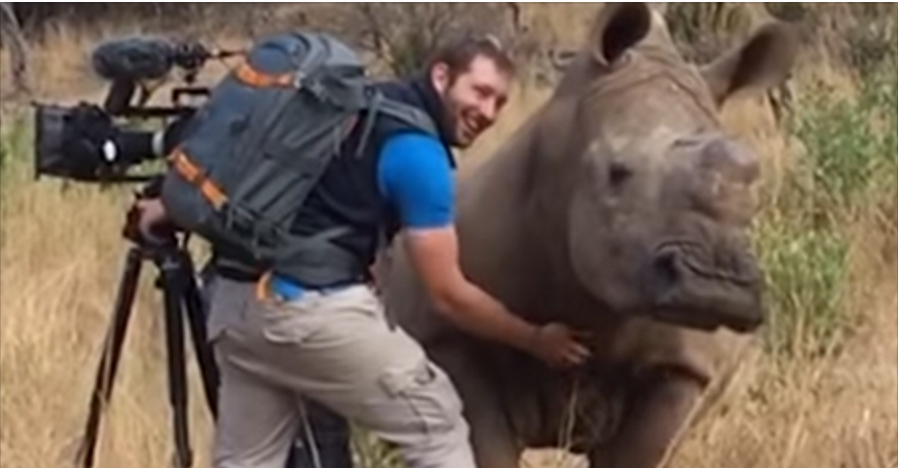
[75,206,219,468]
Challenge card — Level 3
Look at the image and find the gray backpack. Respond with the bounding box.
[160,31,437,285]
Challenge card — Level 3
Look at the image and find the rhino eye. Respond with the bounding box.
[609,162,633,187]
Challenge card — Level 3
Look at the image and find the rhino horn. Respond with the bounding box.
[700,136,761,185]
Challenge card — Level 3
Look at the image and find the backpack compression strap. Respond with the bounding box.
[234,61,298,88]
[165,58,315,208]
[168,149,227,209]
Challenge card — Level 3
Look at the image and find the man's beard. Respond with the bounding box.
[437,92,467,148]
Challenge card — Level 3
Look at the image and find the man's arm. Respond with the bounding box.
[402,226,542,352]
[378,133,590,368]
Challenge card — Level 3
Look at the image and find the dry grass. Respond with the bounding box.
[1,6,896,468]
[665,226,898,468]
[0,150,216,468]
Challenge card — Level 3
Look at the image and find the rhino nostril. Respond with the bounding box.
[609,161,633,187]
[653,251,680,288]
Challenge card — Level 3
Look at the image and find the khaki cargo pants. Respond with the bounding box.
[206,276,477,468]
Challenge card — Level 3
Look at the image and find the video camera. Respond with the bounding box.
[31,36,243,184]
[36,36,247,468]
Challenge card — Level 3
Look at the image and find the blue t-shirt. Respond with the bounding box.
[271,132,454,298]
[377,132,455,230]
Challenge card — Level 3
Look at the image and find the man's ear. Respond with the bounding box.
[700,21,800,106]
[588,2,653,68]
[430,62,451,95]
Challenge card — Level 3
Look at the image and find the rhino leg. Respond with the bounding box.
[466,395,523,468]
[427,341,523,468]
[587,367,704,468]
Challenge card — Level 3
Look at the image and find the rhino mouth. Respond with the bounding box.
[640,239,764,333]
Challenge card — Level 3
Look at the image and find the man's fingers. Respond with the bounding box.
[560,347,590,367]
[538,323,594,367]
[562,343,591,367]
[568,351,589,364]
[572,343,591,359]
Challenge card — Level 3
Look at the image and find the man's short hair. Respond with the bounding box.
[424,34,517,80]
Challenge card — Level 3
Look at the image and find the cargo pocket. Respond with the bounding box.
[206,280,253,345]
[378,359,465,439]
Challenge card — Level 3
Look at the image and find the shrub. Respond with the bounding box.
[789,65,897,218]
[755,215,850,360]
[332,3,532,78]
[0,115,32,185]
[754,47,897,361]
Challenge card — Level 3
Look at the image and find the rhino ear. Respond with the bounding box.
[588,3,653,68]
[700,21,800,106]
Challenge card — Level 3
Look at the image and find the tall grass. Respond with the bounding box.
[0,115,31,184]
[753,44,897,361]
[669,36,897,468]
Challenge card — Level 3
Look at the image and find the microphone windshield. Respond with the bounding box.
[91,36,177,82]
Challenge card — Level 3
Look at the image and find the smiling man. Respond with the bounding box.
[137,34,593,468]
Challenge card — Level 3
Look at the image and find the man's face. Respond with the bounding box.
[432,54,513,148]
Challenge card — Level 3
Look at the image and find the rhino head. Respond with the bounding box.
[527,3,799,333]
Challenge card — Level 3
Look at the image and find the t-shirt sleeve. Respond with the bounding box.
[377,132,455,230]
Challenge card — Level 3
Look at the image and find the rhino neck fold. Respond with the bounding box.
[454,113,603,326]
[454,119,547,322]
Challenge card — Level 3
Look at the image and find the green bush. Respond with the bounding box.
[755,50,897,361]
[789,66,897,218]
[0,116,33,186]
[755,216,850,360]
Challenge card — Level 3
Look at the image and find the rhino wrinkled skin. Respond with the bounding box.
[380,4,799,468]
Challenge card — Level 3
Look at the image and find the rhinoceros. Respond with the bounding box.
[379,3,799,468]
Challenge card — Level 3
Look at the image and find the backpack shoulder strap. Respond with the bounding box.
[352,89,439,158]
[375,96,438,136]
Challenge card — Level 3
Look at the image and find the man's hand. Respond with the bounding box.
[131,197,170,244]
[529,323,593,369]
[402,226,591,369]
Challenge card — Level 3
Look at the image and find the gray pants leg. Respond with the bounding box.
[207,277,476,468]
[201,269,353,468]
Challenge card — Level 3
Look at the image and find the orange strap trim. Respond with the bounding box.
[168,150,228,209]
[234,61,296,88]
[256,271,273,301]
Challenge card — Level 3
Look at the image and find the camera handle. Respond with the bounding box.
[74,229,219,468]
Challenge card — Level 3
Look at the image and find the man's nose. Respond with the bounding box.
[478,99,498,125]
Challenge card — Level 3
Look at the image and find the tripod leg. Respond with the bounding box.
[181,256,220,418]
[76,247,144,468]
[159,252,193,468]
